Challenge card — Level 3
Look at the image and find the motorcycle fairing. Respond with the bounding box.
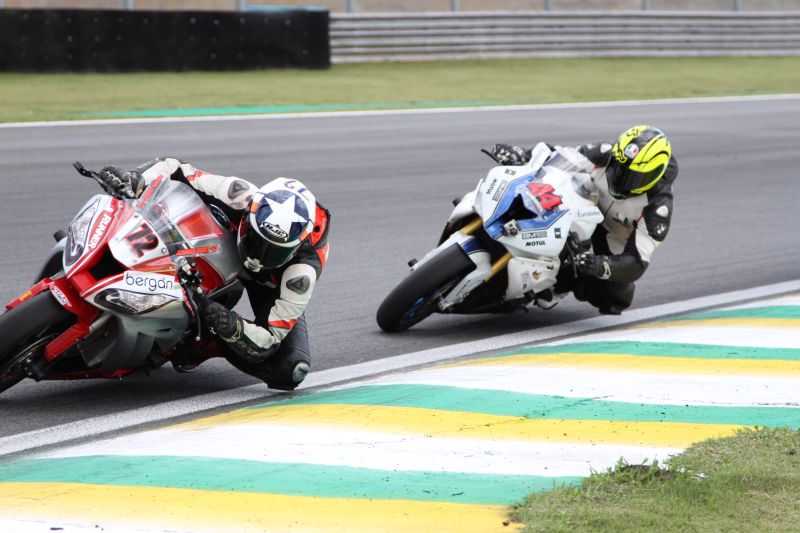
[413,143,605,312]
[505,256,560,301]
[493,167,598,261]
[108,214,169,268]
[473,142,554,224]
[64,195,125,276]
[29,178,239,376]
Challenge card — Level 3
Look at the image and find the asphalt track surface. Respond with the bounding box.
[0,97,798,439]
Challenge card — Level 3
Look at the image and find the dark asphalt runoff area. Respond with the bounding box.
[0,97,798,438]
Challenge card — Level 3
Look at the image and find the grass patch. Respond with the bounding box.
[2,57,800,123]
[512,427,800,532]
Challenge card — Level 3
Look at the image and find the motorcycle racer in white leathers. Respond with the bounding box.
[491,125,677,314]
[97,157,330,390]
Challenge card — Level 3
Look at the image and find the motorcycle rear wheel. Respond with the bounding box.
[376,245,475,333]
[0,291,74,394]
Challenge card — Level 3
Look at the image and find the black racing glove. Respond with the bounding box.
[490,144,528,166]
[99,165,145,199]
[576,253,612,281]
[199,296,279,363]
[201,300,243,342]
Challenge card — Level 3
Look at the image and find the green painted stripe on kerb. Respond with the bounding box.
[500,341,800,361]
[83,99,514,118]
[0,456,577,505]
[674,306,800,321]
[256,384,800,428]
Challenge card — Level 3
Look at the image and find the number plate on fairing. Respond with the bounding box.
[109,214,168,267]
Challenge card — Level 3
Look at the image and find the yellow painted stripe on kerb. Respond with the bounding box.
[176,404,741,448]
[0,482,520,533]
[446,352,800,376]
[639,318,800,329]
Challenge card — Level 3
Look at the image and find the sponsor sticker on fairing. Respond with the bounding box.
[123,271,183,298]
[521,230,547,240]
[485,178,498,196]
[87,206,115,251]
[492,180,508,201]
[51,286,71,307]
[572,206,604,220]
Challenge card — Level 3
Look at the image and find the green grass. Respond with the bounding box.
[512,427,800,533]
[2,57,800,123]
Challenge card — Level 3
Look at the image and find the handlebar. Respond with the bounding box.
[480,148,501,164]
[73,161,134,201]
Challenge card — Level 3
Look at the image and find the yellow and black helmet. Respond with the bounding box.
[606,125,671,199]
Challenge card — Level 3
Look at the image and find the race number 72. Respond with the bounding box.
[124,223,159,257]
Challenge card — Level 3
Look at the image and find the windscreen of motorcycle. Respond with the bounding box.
[108,180,239,280]
[473,142,553,223]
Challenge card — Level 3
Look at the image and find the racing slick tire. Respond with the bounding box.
[376,244,475,333]
[0,291,74,394]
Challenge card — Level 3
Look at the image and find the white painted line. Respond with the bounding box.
[1,94,798,129]
[560,325,800,349]
[725,293,800,309]
[40,424,681,478]
[365,366,800,407]
[0,523,156,533]
[0,279,798,457]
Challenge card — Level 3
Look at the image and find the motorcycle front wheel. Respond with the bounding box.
[376,244,475,333]
[0,291,74,394]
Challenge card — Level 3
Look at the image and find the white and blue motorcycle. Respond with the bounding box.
[377,143,605,332]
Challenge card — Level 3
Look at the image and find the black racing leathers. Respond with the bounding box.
[134,157,330,387]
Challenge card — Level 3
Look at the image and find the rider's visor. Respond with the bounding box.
[606,160,664,199]
[238,216,299,270]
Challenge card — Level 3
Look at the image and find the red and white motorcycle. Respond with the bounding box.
[0,163,242,394]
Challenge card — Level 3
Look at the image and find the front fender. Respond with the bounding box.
[412,229,487,273]
[410,231,493,312]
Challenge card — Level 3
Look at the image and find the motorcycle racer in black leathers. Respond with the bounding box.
[491,125,677,315]
[98,157,330,390]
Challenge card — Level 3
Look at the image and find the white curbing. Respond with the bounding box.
[38,424,681,478]
[0,278,798,457]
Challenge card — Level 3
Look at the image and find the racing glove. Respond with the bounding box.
[202,300,243,342]
[491,144,528,166]
[575,253,612,281]
[199,298,279,364]
[99,166,145,199]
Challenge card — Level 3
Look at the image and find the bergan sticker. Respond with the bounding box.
[122,271,183,298]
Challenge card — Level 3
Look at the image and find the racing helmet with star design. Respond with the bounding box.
[237,177,316,272]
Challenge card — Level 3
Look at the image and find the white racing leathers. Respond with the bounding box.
[575,142,676,282]
[135,158,331,388]
[540,144,677,313]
